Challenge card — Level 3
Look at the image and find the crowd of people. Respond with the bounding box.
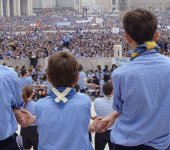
[0,8,170,150]
[0,11,169,60]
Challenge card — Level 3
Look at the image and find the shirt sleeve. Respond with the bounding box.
[112,73,123,113]
[8,73,24,109]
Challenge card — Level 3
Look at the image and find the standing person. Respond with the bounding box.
[19,69,32,91]
[32,51,98,150]
[0,65,35,150]
[94,82,115,150]
[20,86,39,150]
[29,53,38,69]
[77,64,86,93]
[96,9,170,150]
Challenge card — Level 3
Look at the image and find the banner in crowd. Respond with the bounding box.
[111,27,120,34]
[56,22,71,27]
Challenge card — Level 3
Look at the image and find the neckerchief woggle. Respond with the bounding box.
[130,41,159,61]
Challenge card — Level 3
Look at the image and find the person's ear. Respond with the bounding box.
[47,75,52,83]
[75,74,79,84]
[125,33,133,44]
[153,31,159,42]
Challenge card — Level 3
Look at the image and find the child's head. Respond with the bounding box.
[104,74,110,82]
[74,84,80,92]
[78,64,83,72]
[97,65,101,71]
[89,70,93,74]
[47,51,78,87]
[39,77,44,83]
[21,69,28,77]
[123,9,158,46]
[22,86,34,107]
[103,82,113,96]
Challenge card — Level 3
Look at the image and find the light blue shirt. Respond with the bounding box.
[34,87,93,150]
[94,96,114,130]
[19,76,32,91]
[25,100,36,126]
[111,49,170,150]
[77,71,85,90]
[0,66,24,140]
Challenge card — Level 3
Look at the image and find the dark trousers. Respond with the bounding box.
[114,144,170,150]
[95,130,114,150]
[20,126,38,150]
[0,133,20,150]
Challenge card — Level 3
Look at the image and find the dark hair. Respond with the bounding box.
[22,66,25,69]
[104,74,110,82]
[15,66,19,69]
[89,70,93,73]
[78,64,83,71]
[105,65,108,69]
[22,86,33,108]
[123,8,158,45]
[21,69,27,77]
[47,51,78,87]
[3,63,6,66]
[112,64,118,69]
[103,82,113,96]
[42,74,47,81]
[97,65,101,70]
[74,84,80,92]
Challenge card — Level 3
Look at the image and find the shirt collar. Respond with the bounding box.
[138,49,158,56]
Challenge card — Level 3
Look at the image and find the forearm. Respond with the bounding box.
[109,111,121,121]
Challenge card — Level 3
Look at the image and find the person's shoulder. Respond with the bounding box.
[94,98,103,104]
[0,66,18,79]
[74,93,91,104]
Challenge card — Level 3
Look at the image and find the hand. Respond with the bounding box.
[19,109,36,127]
[88,117,102,133]
[95,116,115,133]
[13,109,36,127]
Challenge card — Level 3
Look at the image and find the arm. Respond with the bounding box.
[13,108,36,127]
[96,111,121,133]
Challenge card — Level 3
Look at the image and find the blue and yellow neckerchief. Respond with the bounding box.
[130,41,159,61]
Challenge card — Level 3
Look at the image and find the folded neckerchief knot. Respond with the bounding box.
[52,87,72,103]
[130,41,159,61]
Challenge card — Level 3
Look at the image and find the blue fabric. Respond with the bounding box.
[25,101,36,126]
[77,71,85,90]
[94,97,114,130]
[111,49,170,149]
[0,66,24,140]
[19,76,32,91]
[34,87,93,150]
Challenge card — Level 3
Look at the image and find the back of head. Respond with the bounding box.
[78,64,83,72]
[21,69,27,77]
[47,51,78,87]
[104,74,110,82]
[103,82,113,96]
[123,8,158,45]
[22,86,33,107]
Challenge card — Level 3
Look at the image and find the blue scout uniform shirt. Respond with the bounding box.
[34,87,93,150]
[94,96,114,130]
[77,71,85,90]
[0,66,24,140]
[111,49,170,150]
[25,100,36,126]
[19,76,32,91]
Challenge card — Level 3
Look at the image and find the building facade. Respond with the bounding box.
[56,0,82,12]
[127,0,170,12]
[0,0,33,17]
[33,0,56,9]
